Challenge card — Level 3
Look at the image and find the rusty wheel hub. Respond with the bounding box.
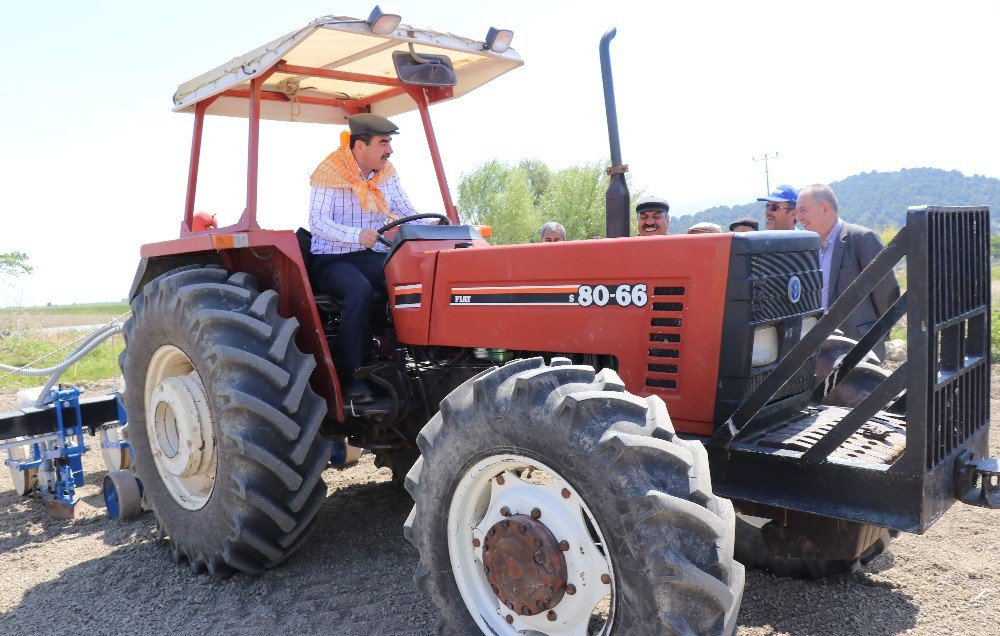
[482,514,568,616]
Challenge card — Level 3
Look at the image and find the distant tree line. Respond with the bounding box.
[671,168,1000,235]
[457,164,1000,248]
[457,159,641,243]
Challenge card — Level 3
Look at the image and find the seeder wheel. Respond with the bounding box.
[104,469,143,520]
[101,426,132,472]
[8,445,38,496]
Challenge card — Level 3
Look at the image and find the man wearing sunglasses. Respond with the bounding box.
[757,184,799,230]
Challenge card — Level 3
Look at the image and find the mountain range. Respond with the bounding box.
[671,168,1000,234]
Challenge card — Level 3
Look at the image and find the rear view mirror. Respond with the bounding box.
[392,49,457,87]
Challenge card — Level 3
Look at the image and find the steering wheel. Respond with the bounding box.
[375,213,451,248]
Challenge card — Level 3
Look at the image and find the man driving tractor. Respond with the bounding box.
[307,113,430,404]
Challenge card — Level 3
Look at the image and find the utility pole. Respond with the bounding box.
[753,152,779,194]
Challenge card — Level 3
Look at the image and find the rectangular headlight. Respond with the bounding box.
[801,316,818,337]
[752,325,779,367]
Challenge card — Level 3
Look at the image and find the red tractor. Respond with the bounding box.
[118,9,996,635]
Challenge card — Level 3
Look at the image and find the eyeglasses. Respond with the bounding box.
[765,203,795,212]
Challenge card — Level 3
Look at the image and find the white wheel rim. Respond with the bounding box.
[145,345,217,510]
[448,453,615,636]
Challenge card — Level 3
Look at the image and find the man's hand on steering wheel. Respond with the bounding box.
[375,213,451,248]
[359,228,380,249]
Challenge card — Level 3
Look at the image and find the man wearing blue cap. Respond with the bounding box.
[757,184,799,230]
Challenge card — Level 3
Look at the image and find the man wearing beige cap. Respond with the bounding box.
[308,113,430,403]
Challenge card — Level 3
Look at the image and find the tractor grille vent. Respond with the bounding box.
[748,252,822,322]
[742,364,816,402]
[925,209,991,469]
[646,286,684,390]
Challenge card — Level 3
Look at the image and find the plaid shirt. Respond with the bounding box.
[309,171,423,254]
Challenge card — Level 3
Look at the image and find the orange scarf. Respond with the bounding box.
[309,146,399,220]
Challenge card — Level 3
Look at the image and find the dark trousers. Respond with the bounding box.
[310,250,386,374]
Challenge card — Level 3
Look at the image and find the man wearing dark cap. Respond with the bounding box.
[635,196,670,236]
[757,184,799,230]
[308,113,429,403]
[729,216,759,232]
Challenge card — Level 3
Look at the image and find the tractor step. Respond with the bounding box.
[751,406,906,465]
[347,398,393,417]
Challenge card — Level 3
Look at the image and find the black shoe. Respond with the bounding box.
[345,379,375,404]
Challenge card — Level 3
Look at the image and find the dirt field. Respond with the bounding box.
[1,376,998,636]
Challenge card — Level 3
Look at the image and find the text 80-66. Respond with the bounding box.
[575,284,647,307]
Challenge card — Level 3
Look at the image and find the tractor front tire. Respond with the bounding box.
[405,358,744,635]
[120,265,332,576]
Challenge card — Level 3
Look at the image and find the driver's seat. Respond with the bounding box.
[294,228,388,314]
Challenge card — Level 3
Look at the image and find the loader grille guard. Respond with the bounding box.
[708,206,995,531]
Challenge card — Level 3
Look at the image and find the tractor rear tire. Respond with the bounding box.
[120,265,332,576]
[405,357,744,635]
[734,516,893,579]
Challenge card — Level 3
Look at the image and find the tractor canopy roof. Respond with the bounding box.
[172,13,523,124]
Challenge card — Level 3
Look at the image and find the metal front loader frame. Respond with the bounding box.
[708,206,993,532]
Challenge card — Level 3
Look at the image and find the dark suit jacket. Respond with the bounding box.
[828,221,901,359]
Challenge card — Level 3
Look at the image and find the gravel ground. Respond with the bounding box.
[1,375,998,636]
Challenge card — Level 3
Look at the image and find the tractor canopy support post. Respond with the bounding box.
[183,101,208,235]
[246,76,262,228]
[406,86,458,224]
[600,28,630,238]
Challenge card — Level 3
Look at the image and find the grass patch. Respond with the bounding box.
[0,329,125,391]
[0,302,129,316]
[993,310,1000,363]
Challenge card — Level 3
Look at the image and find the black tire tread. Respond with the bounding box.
[405,358,743,635]
[120,265,331,575]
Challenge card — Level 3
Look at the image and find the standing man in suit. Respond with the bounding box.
[796,184,900,359]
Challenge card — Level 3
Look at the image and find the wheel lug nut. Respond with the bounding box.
[505,615,513,624]
[496,475,505,485]
[533,551,545,564]
[519,523,527,533]
[500,506,510,517]
[520,606,531,616]
[531,507,541,519]
[547,610,557,622]
[484,566,490,574]
[558,540,569,552]
[472,538,480,547]
[506,601,514,610]
[561,488,571,499]
[491,585,499,595]
[566,584,576,595]
[601,573,611,584]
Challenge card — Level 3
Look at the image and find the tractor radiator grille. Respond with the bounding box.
[742,364,816,402]
[749,251,822,322]
[646,286,684,390]
[925,209,992,469]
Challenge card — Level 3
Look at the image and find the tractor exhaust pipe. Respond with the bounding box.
[600,28,630,238]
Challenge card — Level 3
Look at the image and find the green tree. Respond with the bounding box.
[538,162,609,240]
[518,159,551,205]
[0,252,31,276]
[457,160,540,245]
[991,233,1000,262]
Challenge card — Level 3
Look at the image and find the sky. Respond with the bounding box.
[1,0,997,307]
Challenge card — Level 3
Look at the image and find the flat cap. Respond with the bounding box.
[687,222,723,234]
[348,113,399,136]
[728,216,759,231]
[635,196,670,214]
